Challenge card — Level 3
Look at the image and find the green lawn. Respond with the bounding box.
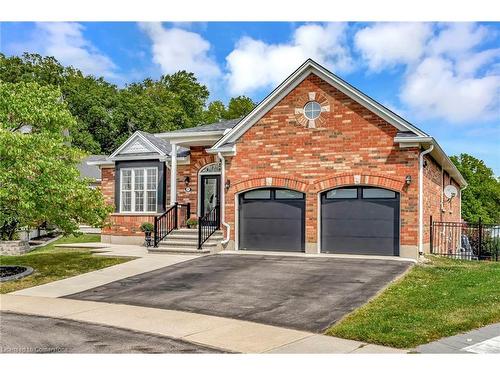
[326,256,500,349]
[0,234,130,294]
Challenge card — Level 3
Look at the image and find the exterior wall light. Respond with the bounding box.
[225,179,231,191]
[184,176,190,186]
[405,175,412,185]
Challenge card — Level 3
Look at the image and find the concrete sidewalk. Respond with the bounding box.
[416,323,500,354]
[11,245,199,297]
[0,295,406,354]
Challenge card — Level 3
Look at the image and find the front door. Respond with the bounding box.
[200,175,220,219]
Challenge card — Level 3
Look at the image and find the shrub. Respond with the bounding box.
[187,218,198,228]
[140,222,154,233]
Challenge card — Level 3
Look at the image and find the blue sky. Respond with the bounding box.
[1,22,499,174]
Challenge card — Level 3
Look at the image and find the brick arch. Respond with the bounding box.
[230,176,308,194]
[193,156,216,172]
[311,174,406,193]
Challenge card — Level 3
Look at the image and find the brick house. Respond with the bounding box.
[89,59,466,259]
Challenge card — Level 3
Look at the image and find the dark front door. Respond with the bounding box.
[239,188,305,252]
[321,186,400,256]
[200,175,220,219]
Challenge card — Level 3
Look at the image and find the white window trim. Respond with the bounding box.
[120,167,158,214]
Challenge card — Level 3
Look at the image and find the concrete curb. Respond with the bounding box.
[0,295,407,354]
[219,250,417,263]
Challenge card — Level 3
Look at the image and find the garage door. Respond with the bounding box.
[239,188,305,252]
[321,186,400,256]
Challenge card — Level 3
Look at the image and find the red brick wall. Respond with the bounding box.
[100,167,115,206]
[223,73,421,249]
[102,214,157,236]
[98,72,459,255]
[422,154,461,252]
[176,146,216,218]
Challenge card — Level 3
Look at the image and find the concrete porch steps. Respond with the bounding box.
[149,229,222,255]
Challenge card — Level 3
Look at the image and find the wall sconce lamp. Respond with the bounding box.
[184,176,190,186]
[225,179,231,191]
[405,175,412,185]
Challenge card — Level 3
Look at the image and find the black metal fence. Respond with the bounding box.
[430,217,500,261]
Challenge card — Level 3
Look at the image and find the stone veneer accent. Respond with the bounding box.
[0,240,30,255]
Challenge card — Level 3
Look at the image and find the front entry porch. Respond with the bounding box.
[152,160,223,253]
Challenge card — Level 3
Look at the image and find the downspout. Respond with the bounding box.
[419,144,434,256]
[459,185,467,222]
[218,152,231,245]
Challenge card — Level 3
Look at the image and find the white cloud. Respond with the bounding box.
[225,23,352,95]
[354,23,432,71]
[456,48,500,76]
[401,57,499,122]
[139,22,221,86]
[8,22,118,80]
[428,23,489,57]
[355,22,500,123]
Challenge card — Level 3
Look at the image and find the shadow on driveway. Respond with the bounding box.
[67,254,411,332]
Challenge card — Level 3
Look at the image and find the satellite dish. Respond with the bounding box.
[444,185,458,200]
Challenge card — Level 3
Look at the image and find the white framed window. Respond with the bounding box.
[304,101,321,120]
[120,167,158,213]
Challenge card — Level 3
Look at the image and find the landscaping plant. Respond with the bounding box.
[0,81,112,240]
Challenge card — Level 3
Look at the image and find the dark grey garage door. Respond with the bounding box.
[321,186,400,256]
[239,188,305,252]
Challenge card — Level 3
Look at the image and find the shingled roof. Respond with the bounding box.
[164,118,242,134]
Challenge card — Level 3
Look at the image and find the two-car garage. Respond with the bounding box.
[237,186,400,256]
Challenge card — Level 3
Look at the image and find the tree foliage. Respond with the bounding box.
[0,53,253,155]
[450,153,500,223]
[225,95,256,119]
[203,95,256,124]
[0,82,112,240]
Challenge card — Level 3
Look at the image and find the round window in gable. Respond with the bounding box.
[303,101,322,120]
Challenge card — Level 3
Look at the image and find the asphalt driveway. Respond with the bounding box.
[68,254,412,332]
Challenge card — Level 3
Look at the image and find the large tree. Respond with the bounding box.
[451,153,500,223]
[0,81,111,240]
[0,53,256,155]
[0,53,119,153]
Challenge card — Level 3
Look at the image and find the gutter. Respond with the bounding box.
[217,152,230,245]
[396,136,467,188]
[419,144,434,256]
[154,130,225,139]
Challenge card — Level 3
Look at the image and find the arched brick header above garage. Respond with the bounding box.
[311,174,406,194]
[230,176,308,195]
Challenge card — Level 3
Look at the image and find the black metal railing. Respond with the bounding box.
[153,202,190,247]
[430,216,499,261]
[198,205,220,249]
